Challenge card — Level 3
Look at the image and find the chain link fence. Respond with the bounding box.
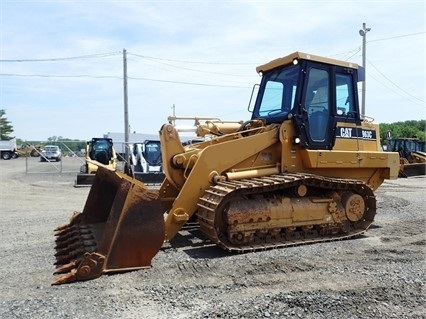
[22,141,86,174]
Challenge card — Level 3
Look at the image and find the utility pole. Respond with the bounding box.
[172,104,176,126]
[359,22,371,116]
[123,48,130,165]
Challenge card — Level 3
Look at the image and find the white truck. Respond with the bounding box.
[0,138,17,160]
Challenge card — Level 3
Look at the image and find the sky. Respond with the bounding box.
[1,0,425,141]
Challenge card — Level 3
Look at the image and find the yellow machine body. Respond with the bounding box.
[53,52,400,284]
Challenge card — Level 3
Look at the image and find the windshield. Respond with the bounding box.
[143,141,161,165]
[93,140,110,151]
[90,139,113,163]
[252,64,300,122]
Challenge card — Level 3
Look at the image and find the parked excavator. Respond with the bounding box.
[53,51,400,285]
[386,136,426,177]
[74,138,117,186]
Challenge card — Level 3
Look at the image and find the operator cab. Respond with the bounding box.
[89,138,114,164]
[252,52,362,150]
[142,140,162,166]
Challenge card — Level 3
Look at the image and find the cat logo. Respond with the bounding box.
[336,126,376,140]
[340,127,353,138]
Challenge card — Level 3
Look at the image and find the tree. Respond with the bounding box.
[47,136,63,142]
[379,120,426,144]
[0,109,14,140]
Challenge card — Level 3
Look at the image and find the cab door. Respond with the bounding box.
[302,66,333,149]
[294,62,361,151]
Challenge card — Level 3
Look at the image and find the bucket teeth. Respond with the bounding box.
[54,234,93,249]
[54,223,71,232]
[55,227,91,240]
[52,270,77,286]
[55,221,88,232]
[54,240,97,257]
[55,231,78,243]
[54,246,96,266]
[54,226,78,238]
[53,259,80,275]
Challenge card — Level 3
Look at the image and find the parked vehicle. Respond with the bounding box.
[16,143,43,157]
[103,132,158,161]
[53,51,400,285]
[75,138,117,186]
[40,145,62,162]
[130,140,164,184]
[386,137,426,177]
[0,138,17,160]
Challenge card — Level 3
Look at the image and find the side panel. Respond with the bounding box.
[334,121,381,152]
[280,120,399,188]
[299,149,398,172]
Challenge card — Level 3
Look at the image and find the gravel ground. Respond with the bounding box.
[0,157,425,319]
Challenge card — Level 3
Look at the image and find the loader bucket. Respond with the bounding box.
[74,173,95,187]
[134,172,165,185]
[53,167,165,285]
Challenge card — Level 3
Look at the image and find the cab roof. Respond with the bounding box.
[256,51,359,74]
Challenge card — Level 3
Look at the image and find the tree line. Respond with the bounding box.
[379,120,425,143]
[1,109,87,152]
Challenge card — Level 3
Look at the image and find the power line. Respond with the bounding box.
[0,52,122,63]
[128,76,250,89]
[329,47,361,61]
[368,31,425,43]
[368,72,424,108]
[0,73,251,88]
[344,47,361,62]
[1,31,423,64]
[367,59,425,104]
[127,52,256,65]
[1,30,424,92]
[130,55,254,78]
[0,73,122,79]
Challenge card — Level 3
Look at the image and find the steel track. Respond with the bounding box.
[197,173,376,253]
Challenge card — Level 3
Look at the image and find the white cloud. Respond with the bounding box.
[1,0,424,140]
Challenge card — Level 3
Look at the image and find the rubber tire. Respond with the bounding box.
[30,149,40,157]
[1,152,12,160]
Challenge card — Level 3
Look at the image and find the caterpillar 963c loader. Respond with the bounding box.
[53,52,400,285]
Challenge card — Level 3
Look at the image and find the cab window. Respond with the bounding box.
[335,73,355,117]
[254,64,300,122]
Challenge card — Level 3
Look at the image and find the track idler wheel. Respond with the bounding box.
[341,192,366,222]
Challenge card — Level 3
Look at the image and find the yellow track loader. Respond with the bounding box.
[53,52,400,285]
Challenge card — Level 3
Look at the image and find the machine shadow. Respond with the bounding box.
[161,222,230,260]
